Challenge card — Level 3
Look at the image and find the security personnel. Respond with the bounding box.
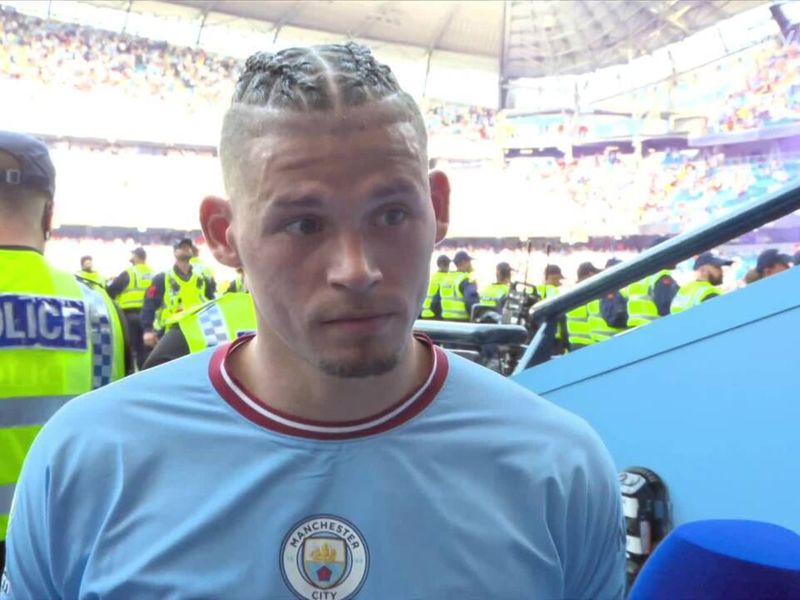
[478,261,513,312]
[76,255,104,286]
[671,252,731,314]
[225,267,246,294]
[141,238,215,348]
[627,238,679,328]
[434,250,479,321]
[107,247,153,369]
[588,259,628,343]
[189,242,217,297]
[537,264,564,300]
[420,254,450,319]
[755,248,793,280]
[144,291,257,369]
[0,131,128,569]
[537,264,568,352]
[566,262,600,350]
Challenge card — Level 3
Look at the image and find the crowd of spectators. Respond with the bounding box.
[709,39,800,133]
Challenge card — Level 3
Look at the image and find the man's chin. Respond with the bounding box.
[317,355,399,379]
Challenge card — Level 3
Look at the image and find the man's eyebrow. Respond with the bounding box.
[269,195,323,209]
[369,179,421,199]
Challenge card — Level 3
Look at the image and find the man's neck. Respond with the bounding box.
[175,261,191,276]
[0,228,44,253]
[229,329,430,423]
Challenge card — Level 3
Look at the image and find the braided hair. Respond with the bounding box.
[220,42,426,197]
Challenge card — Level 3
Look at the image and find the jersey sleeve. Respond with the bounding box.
[1,435,61,599]
[561,424,626,600]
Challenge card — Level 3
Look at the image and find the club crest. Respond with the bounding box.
[281,515,369,600]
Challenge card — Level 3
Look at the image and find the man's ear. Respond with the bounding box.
[429,170,450,244]
[199,196,241,268]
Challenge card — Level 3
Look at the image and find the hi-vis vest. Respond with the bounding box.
[116,264,153,310]
[76,269,104,286]
[421,271,449,319]
[566,302,594,348]
[670,280,720,314]
[439,272,471,321]
[180,292,257,353]
[478,283,510,310]
[0,249,125,541]
[587,297,626,343]
[627,270,672,327]
[158,269,207,330]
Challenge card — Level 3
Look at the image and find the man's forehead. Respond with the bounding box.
[239,104,425,163]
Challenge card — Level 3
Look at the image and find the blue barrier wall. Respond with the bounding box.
[514,267,800,531]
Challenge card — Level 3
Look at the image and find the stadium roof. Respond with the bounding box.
[165,0,760,78]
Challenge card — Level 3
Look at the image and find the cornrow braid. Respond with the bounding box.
[220,42,427,200]
[232,42,404,110]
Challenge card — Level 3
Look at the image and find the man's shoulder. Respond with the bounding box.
[442,351,595,437]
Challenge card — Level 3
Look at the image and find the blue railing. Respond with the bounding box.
[513,180,800,373]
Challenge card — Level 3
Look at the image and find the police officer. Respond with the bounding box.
[141,238,215,349]
[420,254,450,319]
[755,248,793,280]
[107,247,153,369]
[76,255,104,286]
[144,290,257,369]
[434,250,479,321]
[671,252,732,314]
[627,237,679,328]
[587,258,629,343]
[189,242,217,296]
[225,267,246,294]
[0,131,128,569]
[566,262,600,351]
[538,264,564,300]
[478,261,513,312]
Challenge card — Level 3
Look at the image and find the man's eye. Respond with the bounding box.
[285,217,323,235]
[378,208,408,227]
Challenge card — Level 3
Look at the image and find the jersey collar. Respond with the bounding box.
[209,333,448,440]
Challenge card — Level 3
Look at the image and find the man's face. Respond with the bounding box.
[458,260,472,273]
[82,258,93,271]
[708,265,724,286]
[174,243,193,261]
[765,262,789,277]
[228,107,444,378]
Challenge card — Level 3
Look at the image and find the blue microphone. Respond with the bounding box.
[628,519,800,599]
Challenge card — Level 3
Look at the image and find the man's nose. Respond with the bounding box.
[326,233,383,293]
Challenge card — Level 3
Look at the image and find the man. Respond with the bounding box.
[143,290,257,369]
[3,44,624,599]
[755,248,793,280]
[566,261,600,351]
[435,249,480,321]
[225,267,246,294]
[477,261,513,312]
[419,253,449,319]
[189,241,218,296]
[140,237,215,347]
[627,238,679,328]
[76,255,104,286]
[671,252,732,314]
[588,258,629,343]
[107,247,154,369]
[538,263,564,300]
[0,131,128,571]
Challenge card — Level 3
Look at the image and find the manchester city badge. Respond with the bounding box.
[281,515,369,600]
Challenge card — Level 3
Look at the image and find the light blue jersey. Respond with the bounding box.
[2,335,624,600]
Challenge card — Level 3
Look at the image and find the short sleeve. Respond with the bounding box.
[562,427,626,600]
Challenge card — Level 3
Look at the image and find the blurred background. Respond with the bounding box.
[1,0,799,291]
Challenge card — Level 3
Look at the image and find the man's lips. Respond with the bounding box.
[319,312,396,334]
